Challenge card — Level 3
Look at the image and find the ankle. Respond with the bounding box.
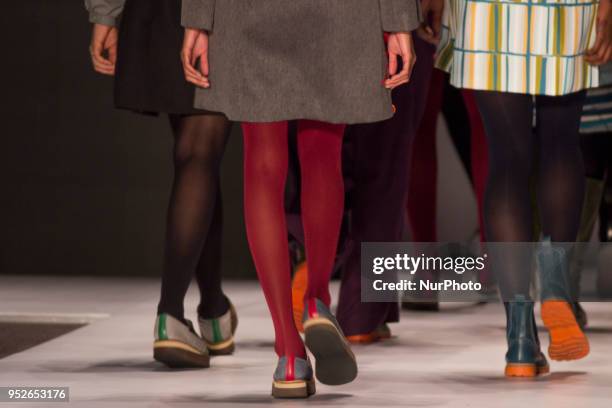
[156,307,188,326]
[304,293,331,308]
[198,294,230,319]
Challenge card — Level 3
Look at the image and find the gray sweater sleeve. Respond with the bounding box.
[379,0,422,32]
[84,0,125,26]
[181,0,216,31]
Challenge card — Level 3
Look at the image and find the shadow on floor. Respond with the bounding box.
[443,370,587,385]
[0,322,86,359]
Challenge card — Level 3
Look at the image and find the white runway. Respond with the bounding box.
[1,275,611,407]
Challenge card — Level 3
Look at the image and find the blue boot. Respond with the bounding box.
[505,296,549,377]
[537,239,589,361]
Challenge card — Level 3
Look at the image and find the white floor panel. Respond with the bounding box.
[1,275,611,407]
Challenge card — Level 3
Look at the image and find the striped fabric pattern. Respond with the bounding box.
[580,85,612,133]
[436,0,600,96]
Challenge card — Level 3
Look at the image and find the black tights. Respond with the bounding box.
[581,132,612,180]
[474,91,586,299]
[157,113,231,321]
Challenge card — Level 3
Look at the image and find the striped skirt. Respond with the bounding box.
[436,0,600,96]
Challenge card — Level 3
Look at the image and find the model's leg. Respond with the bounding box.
[195,191,227,318]
[568,130,608,328]
[158,114,230,320]
[153,113,230,369]
[535,92,589,361]
[407,68,443,242]
[441,75,473,183]
[242,121,305,359]
[298,120,345,306]
[473,91,549,378]
[194,189,239,355]
[463,89,489,242]
[473,91,536,299]
[295,120,357,386]
[535,92,586,242]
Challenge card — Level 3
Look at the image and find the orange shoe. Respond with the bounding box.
[291,261,308,333]
[537,240,590,361]
[346,332,379,345]
[346,324,392,345]
[541,300,590,361]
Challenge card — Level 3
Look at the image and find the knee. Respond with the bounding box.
[489,146,534,176]
[174,137,224,169]
[244,149,287,184]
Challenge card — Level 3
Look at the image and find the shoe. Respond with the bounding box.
[199,300,239,356]
[504,297,549,378]
[291,261,308,333]
[537,239,590,361]
[303,298,358,385]
[346,324,392,344]
[271,356,316,399]
[153,314,210,368]
[376,323,392,340]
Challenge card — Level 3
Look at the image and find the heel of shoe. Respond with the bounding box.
[505,363,537,378]
[272,378,316,399]
[206,337,235,356]
[153,341,210,368]
[541,301,590,361]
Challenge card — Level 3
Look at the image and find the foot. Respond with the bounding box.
[541,301,590,361]
[504,299,549,378]
[153,314,210,368]
[537,240,590,361]
[271,356,316,399]
[198,300,239,356]
[303,298,358,385]
[505,350,550,378]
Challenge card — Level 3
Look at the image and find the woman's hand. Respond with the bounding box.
[586,0,612,65]
[182,28,210,88]
[89,24,118,76]
[385,32,416,89]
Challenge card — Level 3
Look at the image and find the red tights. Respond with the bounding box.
[242,120,345,358]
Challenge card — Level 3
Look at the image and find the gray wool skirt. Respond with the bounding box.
[182,0,421,124]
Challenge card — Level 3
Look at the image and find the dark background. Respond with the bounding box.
[0,1,479,280]
[0,1,255,278]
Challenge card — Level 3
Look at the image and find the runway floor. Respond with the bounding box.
[1,275,611,407]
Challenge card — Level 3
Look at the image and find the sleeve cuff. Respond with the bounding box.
[89,13,119,27]
[380,0,422,32]
[182,0,216,31]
